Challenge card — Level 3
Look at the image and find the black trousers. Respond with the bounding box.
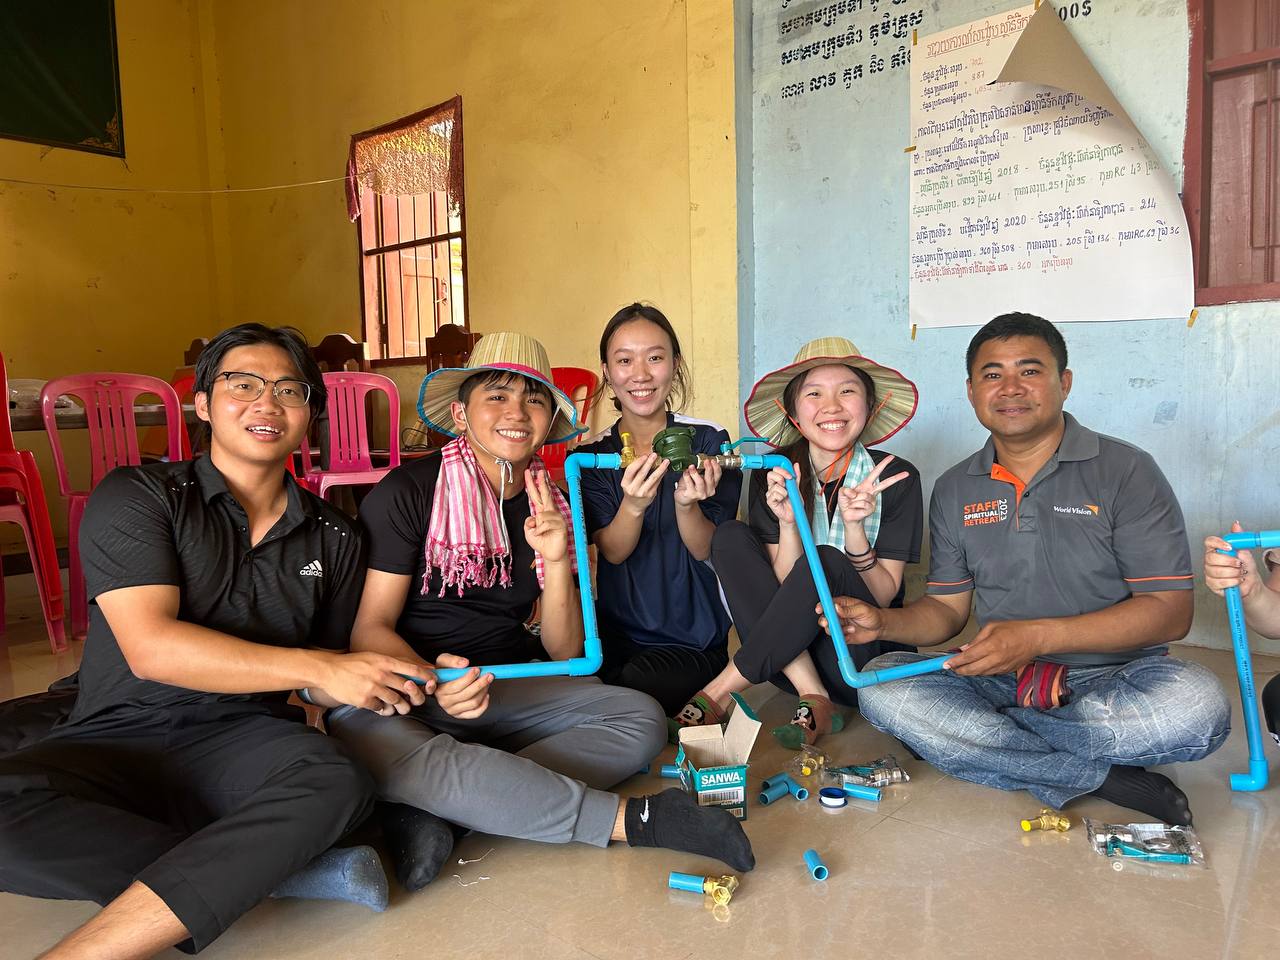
[712,520,913,708]
[600,633,729,716]
[0,704,374,954]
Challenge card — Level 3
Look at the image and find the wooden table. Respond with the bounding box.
[8,404,199,433]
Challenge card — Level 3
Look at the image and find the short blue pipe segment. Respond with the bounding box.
[660,763,682,779]
[803,849,828,881]
[842,783,883,803]
[759,780,790,805]
[668,872,705,895]
[1216,530,1280,792]
[784,775,809,801]
[761,772,791,792]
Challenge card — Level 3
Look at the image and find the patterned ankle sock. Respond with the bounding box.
[667,691,726,743]
[771,694,843,749]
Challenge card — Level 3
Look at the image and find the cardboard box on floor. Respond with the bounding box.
[674,693,762,819]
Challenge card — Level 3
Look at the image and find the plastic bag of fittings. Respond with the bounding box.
[790,744,828,779]
[1084,818,1205,868]
[823,754,911,789]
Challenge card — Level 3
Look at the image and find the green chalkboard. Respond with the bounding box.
[0,1,124,157]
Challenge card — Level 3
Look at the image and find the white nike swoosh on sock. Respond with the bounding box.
[640,798,649,824]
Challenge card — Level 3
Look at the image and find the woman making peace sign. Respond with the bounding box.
[672,337,924,747]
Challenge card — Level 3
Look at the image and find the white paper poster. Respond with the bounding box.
[908,3,1193,329]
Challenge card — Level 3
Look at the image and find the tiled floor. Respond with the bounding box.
[2,572,1279,959]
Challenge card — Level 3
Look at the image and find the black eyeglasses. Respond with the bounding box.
[217,372,312,408]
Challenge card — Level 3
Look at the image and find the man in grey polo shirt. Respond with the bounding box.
[833,314,1229,825]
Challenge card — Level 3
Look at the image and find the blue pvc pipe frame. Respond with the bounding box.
[1215,530,1277,792]
[431,449,953,688]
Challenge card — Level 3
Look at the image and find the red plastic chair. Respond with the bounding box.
[299,371,401,501]
[0,353,66,652]
[41,373,184,639]
[539,367,600,481]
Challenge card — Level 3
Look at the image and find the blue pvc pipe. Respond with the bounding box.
[761,772,791,791]
[784,774,809,801]
[431,452,618,683]
[1216,530,1279,792]
[842,783,883,803]
[803,849,828,881]
[741,454,953,689]
[668,871,705,894]
[425,449,952,690]
[660,763,682,779]
[759,780,790,805]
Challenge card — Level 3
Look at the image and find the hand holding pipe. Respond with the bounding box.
[1215,530,1279,792]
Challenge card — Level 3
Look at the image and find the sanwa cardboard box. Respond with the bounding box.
[674,693,762,819]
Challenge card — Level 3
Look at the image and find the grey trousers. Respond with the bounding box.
[327,676,666,848]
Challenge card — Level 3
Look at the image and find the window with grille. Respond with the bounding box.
[349,97,468,359]
[1185,0,1280,304]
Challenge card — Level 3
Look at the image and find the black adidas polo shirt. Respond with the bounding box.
[925,413,1193,667]
[66,454,366,726]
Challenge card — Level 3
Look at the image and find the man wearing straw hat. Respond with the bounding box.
[324,332,754,891]
[831,314,1229,826]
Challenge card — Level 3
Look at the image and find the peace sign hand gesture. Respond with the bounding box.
[523,469,569,564]
[838,455,909,528]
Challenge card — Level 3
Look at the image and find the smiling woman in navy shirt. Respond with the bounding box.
[577,303,742,719]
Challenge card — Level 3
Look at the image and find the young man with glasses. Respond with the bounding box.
[0,324,431,958]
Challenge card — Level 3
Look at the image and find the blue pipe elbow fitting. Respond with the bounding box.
[803,849,828,881]
[660,763,682,779]
[842,783,883,802]
[759,780,790,805]
[784,774,809,800]
[668,871,705,894]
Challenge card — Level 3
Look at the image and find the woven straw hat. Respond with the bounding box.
[417,332,584,444]
[743,336,918,448]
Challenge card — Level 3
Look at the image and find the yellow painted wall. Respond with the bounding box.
[0,0,225,545]
[2,0,739,554]
[209,0,739,436]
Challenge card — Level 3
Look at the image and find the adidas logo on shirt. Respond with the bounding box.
[299,560,324,577]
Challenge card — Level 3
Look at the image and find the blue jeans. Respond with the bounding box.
[857,651,1231,808]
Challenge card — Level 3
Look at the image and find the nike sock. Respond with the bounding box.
[379,801,458,893]
[1088,766,1193,826]
[624,788,755,872]
[270,845,388,912]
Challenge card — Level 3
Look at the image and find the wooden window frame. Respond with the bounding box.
[1184,1,1280,305]
[353,97,471,364]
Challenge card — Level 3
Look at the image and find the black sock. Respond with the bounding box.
[1088,766,1193,826]
[624,789,755,872]
[379,801,458,892]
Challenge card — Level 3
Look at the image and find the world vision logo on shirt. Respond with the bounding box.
[1053,504,1100,517]
[963,498,1009,526]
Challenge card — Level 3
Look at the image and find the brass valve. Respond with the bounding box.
[1021,809,1070,832]
[703,875,738,906]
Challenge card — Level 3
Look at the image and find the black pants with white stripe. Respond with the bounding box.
[0,704,374,953]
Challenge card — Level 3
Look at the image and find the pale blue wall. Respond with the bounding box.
[741,0,1279,652]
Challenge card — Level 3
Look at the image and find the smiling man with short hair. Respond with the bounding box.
[831,313,1230,826]
[0,323,430,959]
